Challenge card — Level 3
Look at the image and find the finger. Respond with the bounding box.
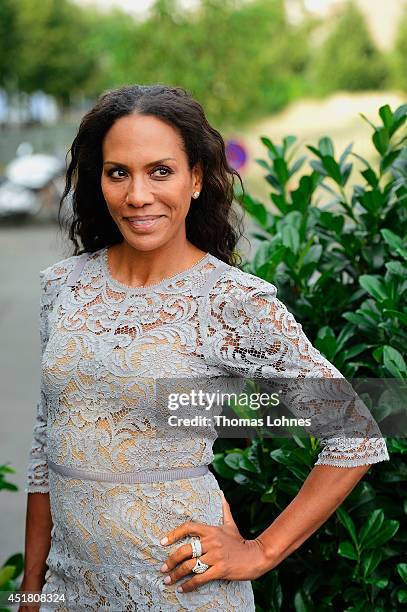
[160,520,207,546]
[163,557,199,585]
[220,491,235,526]
[162,542,199,572]
[165,552,214,587]
[176,565,219,593]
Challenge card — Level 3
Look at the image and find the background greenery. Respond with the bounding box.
[1,0,406,128]
[211,103,407,610]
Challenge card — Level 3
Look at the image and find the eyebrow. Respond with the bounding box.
[103,157,177,168]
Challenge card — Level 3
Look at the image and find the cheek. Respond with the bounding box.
[101,178,126,206]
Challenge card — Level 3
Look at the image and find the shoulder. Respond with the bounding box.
[209,257,278,302]
[39,252,89,300]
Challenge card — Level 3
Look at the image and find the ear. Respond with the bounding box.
[192,161,203,193]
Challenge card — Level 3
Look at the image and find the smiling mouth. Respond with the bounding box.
[125,216,165,229]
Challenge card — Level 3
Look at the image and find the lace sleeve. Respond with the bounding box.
[24,257,77,493]
[203,268,390,468]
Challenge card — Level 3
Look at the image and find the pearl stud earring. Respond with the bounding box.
[192,191,200,199]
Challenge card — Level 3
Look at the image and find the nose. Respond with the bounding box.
[125,175,155,207]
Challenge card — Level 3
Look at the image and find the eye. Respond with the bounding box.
[107,168,127,179]
[152,165,173,177]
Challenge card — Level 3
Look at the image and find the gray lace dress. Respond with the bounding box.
[25,247,389,611]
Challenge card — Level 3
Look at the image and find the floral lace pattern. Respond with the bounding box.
[25,246,389,610]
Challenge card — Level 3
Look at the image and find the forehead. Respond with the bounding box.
[102,113,185,160]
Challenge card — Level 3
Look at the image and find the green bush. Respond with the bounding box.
[0,465,24,612]
[212,102,407,610]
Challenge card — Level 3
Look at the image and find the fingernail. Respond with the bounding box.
[160,537,168,545]
[177,586,183,593]
[160,564,168,572]
[163,576,171,584]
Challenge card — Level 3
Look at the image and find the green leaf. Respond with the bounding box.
[240,194,269,228]
[290,156,307,176]
[359,515,399,550]
[383,346,407,377]
[255,158,271,171]
[336,507,358,549]
[261,136,279,158]
[319,137,335,157]
[362,548,382,577]
[364,576,388,589]
[382,309,407,326]
[381,149,402,172]
[0,565,16,587]
[301,244,322,267]
[281,225,300,254]
[342,344,370,361]
[381,229,404,251]
[271,192,289,214]
[294,588,314,612]
[385,262,406,277]
[212,455,237,480]
[239,455,260,474]
[359,275,387,301]
[372,127,389,155]
[397,563,407,584]
[274,157,290,184]
[379,104,393,130]
[361,167,378,187]
[306,144,323,160]
[338,541,358,560]
[358,509,384,549]
[283,135,297,151]
[224,452,243,470]
[322,156,343,184]
[315,326,337,360]
[2,553,23,580]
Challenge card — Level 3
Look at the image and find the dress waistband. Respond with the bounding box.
[47,459,210,484]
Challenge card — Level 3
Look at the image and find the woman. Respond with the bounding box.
[21,84,389,611]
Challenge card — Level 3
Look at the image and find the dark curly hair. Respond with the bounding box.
[60,83,247,266]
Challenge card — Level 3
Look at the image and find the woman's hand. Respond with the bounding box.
[159,491,271,593]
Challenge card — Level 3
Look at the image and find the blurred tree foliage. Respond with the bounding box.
[391,7,407,93]
[0,0,403,128]
[311,1,389,94]
[5,0,96,106]
[82,0,311,128]
[0,0,20,89]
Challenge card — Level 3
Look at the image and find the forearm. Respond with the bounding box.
[255,464,370,573]
[21,492,53,588]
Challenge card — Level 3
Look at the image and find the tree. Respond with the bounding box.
[15,0,96,106]
[311,1,389,94]
[0,0,20,90]
[392,7,407,92]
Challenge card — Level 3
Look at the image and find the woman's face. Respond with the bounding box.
[101,113,203,252]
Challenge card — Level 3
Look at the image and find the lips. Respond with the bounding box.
[125,215,165,230]
[126,216,164,220]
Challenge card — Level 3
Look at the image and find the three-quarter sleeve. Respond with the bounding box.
[24,269,56,494]
[202,269,390,468]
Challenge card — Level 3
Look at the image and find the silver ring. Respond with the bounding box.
[192,558,209,574]
[191,536,202,558]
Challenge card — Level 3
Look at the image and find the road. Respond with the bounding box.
[0,220,69,562]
